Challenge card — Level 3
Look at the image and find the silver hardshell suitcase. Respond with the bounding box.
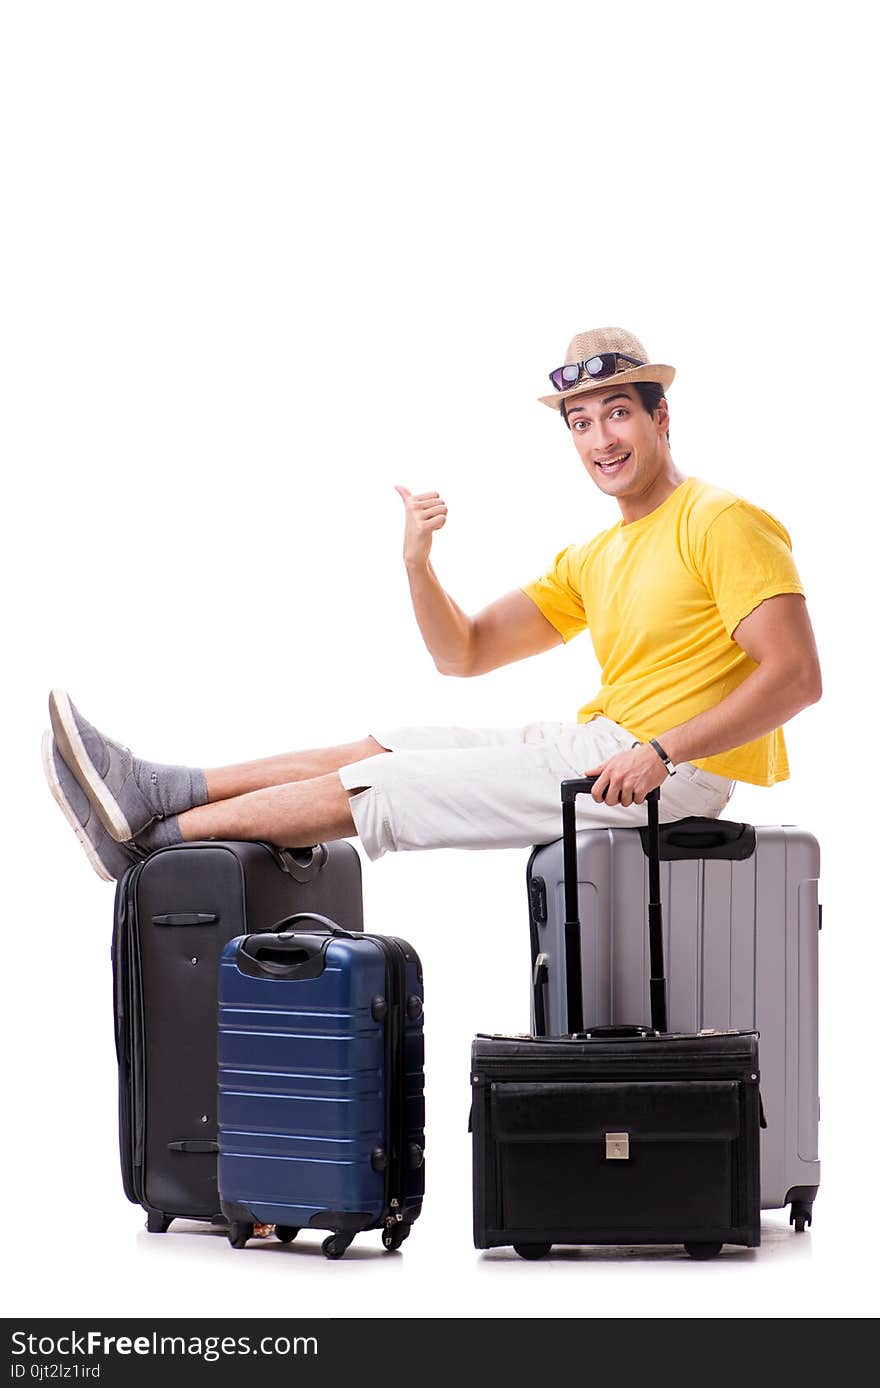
[527,814,820,1228]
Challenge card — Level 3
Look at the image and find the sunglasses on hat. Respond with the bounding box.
[548,352,644,393]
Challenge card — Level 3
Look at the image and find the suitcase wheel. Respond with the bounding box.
[228,1221,254,1249]
[790,1201,813,1233]
[322,1233,354,1260]
[513,1243,552,1260]
[382,1223,410,1252]
[683,1242,723,1260]
[275,1225,300,1244]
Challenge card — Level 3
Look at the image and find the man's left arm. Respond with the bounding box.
[586,593,822,806]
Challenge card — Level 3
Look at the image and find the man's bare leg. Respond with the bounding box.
[204,736,387,801]
[45,691,392,864]
[178,770,366,847]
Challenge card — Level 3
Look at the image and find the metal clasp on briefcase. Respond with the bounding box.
[605,1132,630,1160]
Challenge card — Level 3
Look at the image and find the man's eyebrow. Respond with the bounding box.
[567,392,632,415]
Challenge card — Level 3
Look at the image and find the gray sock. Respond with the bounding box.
[131,758,208,819]
[135,815,183,851]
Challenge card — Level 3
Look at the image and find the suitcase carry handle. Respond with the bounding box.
[656,818,756,859]
[560,778,667,1036]
[268,844,330,882]
[236,915,357,980]
[234,914,359,980]
[237,935,324,977]
[270,912,357,938]
[665,825,732,850]
[571,1025,658,1040]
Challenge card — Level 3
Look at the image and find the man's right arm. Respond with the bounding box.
[395,485,563,677]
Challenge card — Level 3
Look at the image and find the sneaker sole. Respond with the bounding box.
[49,688,133,842]
[42,730,113,882]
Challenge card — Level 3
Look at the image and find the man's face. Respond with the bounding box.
[565,385,670,500]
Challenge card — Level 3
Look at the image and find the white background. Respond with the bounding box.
[3,0,878,1320]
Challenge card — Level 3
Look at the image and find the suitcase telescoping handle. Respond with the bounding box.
[560,778,667,1036]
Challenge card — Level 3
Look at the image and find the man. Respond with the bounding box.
[43,327,821,879]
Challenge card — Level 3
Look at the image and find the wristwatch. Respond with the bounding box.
[649,738,676,776]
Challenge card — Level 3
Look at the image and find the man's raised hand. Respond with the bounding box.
[394,485,448,567]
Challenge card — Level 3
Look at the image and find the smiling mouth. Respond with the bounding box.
[594,451,631,474]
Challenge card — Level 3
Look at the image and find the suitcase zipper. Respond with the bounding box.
[371,936,408,1229]
[116,858,149,1205]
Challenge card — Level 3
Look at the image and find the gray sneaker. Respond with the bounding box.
[42,731,145,881]
[48,688,206,843]
[49,689,156,841]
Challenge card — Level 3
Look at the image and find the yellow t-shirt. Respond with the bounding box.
[520,476,805,786]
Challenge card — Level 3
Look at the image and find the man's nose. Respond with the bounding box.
[592,421,618,454]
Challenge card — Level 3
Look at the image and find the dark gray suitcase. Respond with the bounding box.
[113,839,363,1233]
[527,814,820,1229]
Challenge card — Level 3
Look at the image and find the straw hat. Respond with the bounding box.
[538,326,675,410]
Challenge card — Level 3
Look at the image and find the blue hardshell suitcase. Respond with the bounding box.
[218,912,425,1258]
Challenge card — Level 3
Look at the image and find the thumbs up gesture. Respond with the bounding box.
[394,485,448,567]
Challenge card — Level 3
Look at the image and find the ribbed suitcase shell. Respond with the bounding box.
[527,821,820,1216]
[112,839,363,1232]
[218,931,425,1251]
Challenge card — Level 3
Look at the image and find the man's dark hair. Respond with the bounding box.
[560,381,670,442]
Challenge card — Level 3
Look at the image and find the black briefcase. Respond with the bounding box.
[471,779,762,1260]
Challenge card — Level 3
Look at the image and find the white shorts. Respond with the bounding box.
[337,717,736,862]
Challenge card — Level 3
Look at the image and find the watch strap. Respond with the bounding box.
[649,737,676,775]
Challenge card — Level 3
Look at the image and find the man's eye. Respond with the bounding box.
[611,408,628,418]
